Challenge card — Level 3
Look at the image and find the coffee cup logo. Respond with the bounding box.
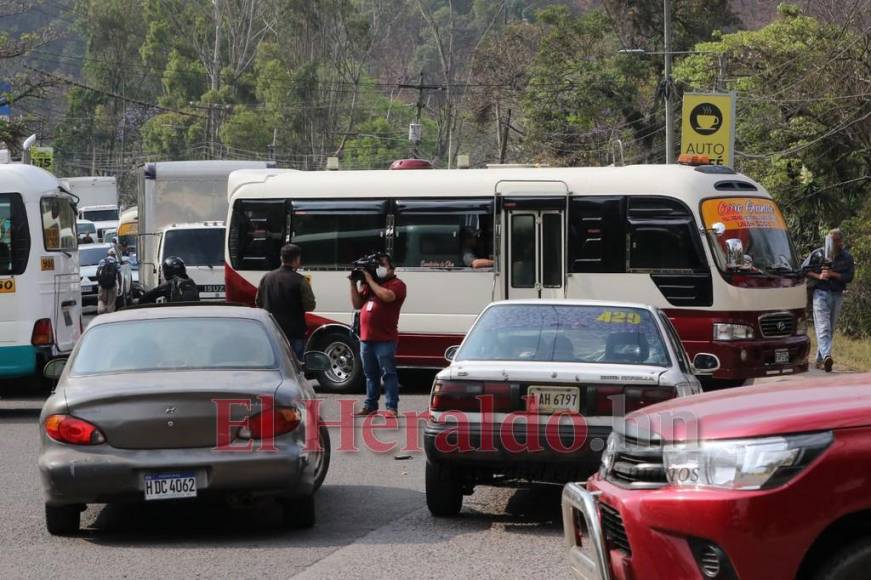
[690,103,723,136]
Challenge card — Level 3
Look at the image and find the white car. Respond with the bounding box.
[79,243,133,307]
[78,204,119,242]
[423,300,717,517]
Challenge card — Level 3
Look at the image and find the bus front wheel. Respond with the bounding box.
[314,331,362,393]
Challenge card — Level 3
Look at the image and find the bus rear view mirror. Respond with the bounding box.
[725,238,744,269]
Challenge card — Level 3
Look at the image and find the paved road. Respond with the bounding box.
[0,370,570,580]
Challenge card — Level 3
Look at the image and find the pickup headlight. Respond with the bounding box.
[713,322,754,341]
[663,432,832,490]
[599,432,619,477]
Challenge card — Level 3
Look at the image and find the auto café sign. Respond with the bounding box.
[680,92,736,167]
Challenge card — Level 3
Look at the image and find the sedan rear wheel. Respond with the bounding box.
[311,425,331,493]
[45,504,81,535]
[425,461,463,517]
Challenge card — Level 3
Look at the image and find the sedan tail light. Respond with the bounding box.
[430,380,514,412]
[45,414,106,445]
[239,407,301,439]
[625,386,676,413]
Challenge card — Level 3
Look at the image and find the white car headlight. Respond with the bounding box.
[663,432,832,490]
[713,322,754,341]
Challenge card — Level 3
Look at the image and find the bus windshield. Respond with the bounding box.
[82,209,119,222]
[701,197,798,275]
[163,228,225,267]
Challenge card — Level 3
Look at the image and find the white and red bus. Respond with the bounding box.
[225,160,809,390]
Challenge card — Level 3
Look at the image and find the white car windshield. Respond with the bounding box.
[79,246,111,267]
[457,304,670,366]
[71,318,278,374]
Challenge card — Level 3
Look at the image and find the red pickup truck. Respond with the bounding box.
[562,373,871,580]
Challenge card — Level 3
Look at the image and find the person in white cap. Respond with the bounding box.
[96,248,120,314]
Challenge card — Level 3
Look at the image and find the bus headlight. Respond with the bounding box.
[663,432,832,490]
[713,323,754,341]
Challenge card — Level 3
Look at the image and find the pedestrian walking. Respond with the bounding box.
[255,243,316,360]
[803,228,855,372]
[350,254,406,417]
[96,248,119,315]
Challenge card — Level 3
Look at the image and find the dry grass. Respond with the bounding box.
[808,326,871,372]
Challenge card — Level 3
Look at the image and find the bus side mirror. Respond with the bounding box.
[725,239,744,269]
[692,353,720,375]
[444,345,460,362]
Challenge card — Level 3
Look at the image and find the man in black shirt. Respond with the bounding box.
[803,228,855,372]
[256,244,316,360]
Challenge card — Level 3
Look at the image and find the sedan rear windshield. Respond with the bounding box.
[71,318,277,375]
[457,304,670,366]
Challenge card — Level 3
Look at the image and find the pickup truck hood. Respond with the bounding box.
[630,373,871,442]
[445,360,664,385]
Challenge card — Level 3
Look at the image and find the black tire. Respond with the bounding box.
[280,494,315,529]
[425,461,463,517]
[814,539,871,580]
[312,425,331,493]
[314,330,362,392]
[45,504,81,535]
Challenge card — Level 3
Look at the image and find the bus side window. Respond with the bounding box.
[394,198,494,269]
[569,197,625,273]
[290,200,387,269]
[228,199,287,270]
[0,193,30,275]
[627,197,706,272]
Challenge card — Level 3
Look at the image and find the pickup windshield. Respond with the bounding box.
[701,197,798,275]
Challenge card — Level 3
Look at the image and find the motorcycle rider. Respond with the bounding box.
[139,256,200,304]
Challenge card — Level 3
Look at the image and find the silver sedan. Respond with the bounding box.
[38,304,331,535]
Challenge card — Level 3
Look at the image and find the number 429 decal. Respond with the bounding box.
[597,310,641,324]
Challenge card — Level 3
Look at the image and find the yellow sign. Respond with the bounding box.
[681,93,735,166]
[701,198,787,231]
[41,256,55,271]
[30,146,55,174]
[0,279,15,293]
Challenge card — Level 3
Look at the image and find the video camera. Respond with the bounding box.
[349,252,381,283]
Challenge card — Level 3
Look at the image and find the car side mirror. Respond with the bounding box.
[304,351,330,372]
[43,358,67,380]
[444,345,460,362]
[725,239,744,269]
[692,353,721,375]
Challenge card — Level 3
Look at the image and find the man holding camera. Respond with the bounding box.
[350,254,406,416]
[803,228,854,372]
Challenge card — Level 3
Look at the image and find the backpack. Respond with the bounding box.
[169,276,200,303]
[96,260,119,289]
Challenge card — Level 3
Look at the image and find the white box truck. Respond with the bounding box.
[136,160,273,297]
[61,176,120,241]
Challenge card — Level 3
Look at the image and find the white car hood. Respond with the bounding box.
[80,265,98,279]
[444,360,665,385]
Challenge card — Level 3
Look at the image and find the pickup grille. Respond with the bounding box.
[606,434,667,489]
[599,503,631,554]
[759,312,794,338]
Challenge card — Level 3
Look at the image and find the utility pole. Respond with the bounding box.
[499,108,511,164]
[663,0,674,164]
[210,0,222,160]
[399,72,441,159]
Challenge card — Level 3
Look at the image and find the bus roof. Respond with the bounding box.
[227,164,768,203]
[0,163,60,196]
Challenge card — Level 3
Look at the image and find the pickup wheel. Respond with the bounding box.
[280,494,315,529]
[425,461,463,517]
[815,539,871,580]
[45,504,81,536]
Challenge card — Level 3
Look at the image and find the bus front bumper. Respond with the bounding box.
[685,335,810,380]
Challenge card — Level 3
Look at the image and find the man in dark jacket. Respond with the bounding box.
[256,243,316,360]
[803,228,855,372]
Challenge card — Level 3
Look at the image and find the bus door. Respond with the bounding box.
[497,181,569,300]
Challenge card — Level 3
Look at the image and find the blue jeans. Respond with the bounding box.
[290,338,305,361]
[361,340,399,411]
[813,289,844,360]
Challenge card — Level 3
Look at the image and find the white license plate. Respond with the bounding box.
[775,349,790,364]
[82,286,97,294]
[144,472,197,501]
[527,386,581,413]
[199,284,225,293]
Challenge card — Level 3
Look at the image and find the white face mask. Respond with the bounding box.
[376,266,389,279]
